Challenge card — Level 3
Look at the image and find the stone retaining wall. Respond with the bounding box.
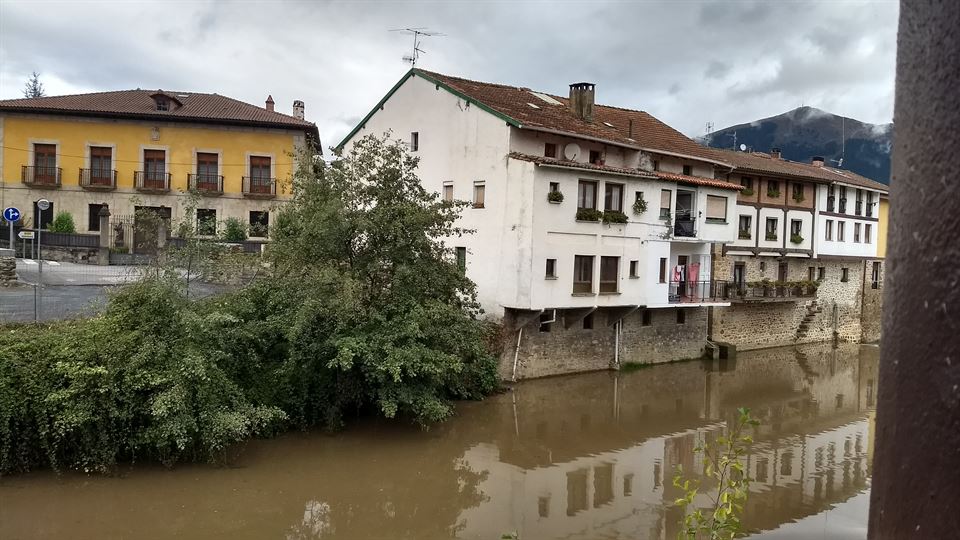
[0,249,16,286]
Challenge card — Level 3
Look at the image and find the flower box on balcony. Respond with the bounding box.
[765,233,778,241]
[602,210,628,224]
[738,230,751,240]
[547,190,564,204]
[740,188,754,197]
[576,208,603,222]
[790,234,804,244]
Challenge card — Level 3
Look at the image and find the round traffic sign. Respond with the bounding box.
[37,199,51,211]
[2,207,20,222]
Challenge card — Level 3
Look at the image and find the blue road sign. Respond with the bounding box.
[3,207,21,223]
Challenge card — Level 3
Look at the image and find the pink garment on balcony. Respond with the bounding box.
[687,263,700,284]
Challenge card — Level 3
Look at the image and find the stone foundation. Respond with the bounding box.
[500,306,708,380]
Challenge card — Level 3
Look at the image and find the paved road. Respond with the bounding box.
[15,259,141,286]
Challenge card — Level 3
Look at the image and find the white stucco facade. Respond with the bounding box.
[814,182,882,259]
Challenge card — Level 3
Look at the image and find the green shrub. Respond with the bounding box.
[220,217,247,242]
[602,210,628,224]
[48,211,76,233]
[547,190,564,203]
[576,208,603,222]
[790,233,804,244]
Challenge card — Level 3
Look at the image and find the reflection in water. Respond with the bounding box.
[0,344,878,540]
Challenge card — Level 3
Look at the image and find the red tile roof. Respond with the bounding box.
[415,70,729,165]
[0,89,319,137]
[509,152,743,191]
[713,148,888,192]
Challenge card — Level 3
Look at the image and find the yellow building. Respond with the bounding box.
[0,90,318,237]
[877,195,890,258]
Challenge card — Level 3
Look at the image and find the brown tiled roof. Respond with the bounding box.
[713,148,888,193]
[0,90,319,136]
[416,70,728,165]
[508,152,743,191]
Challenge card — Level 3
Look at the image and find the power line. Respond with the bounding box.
[0,145,299,167]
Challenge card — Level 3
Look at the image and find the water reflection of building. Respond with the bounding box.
[456,344,878,540]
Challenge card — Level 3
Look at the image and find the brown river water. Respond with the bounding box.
[0,343,878,540]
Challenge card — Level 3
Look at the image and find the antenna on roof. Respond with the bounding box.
[705,121,714,136]
[726,130,738,150]
[389,28,445,67]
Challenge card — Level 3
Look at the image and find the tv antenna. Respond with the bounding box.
[831,116,846,168]
[726,130,738,150]
[389,27,445,67]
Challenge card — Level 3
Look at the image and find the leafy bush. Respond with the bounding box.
[632,194,648,214]
[576,208,603,222]
[220,217,247,242]
[547,190,564,203]
[602,210,628,224]
[48,211,76,233]
[790,233,804,244]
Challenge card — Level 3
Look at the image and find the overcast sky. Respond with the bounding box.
[0,0,898,148]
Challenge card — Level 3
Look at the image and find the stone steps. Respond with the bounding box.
[794,300,821,341]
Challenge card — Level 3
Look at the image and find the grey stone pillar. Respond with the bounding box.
[868,1,960,537]
[98,205,111,266]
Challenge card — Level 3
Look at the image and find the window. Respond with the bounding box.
[838,221,846,241]
[839,187,847,213]
[740,176,753,191]
[659,189,671,219]
[32,143,57,183]
[582,312,594,330]
[808,266,816,281]
[549,181,560,193]
[854,222,861,243]
[196,152,219,190]
[767,180,780,196]
[623,474,634,497]
[599,256,619,293]
[197,208,217,235]
[156,99,168,111]
[759,260,766,272]
[455,247,466,271]
[871,261,882,289]
[652,159,660,171]
[88,203,104,232]
[825,219,834,241]
[818,267,826,280]
[442,182,453,202]
[676,309,686,325]
[538,497,550,518]
[659,257,667,283]
[865,223,872,244]
[473,182,485,208]
[144,149,166,182]
[682,164,692,176]
[866,192,875,217]
[791,219,802,236]
[792,183,804,201]
[781,452,794,476]
[545,258,557,278]
[827,185,836,212]
[705,195,727,222]
[589,150,602,164]
[249,211,269,237]
[578,180,597,209]
[410,132,419,152]
[629,260,639,278]
[738,215,752,238]
[841,267,849,282]
[248,155,272,193]
[604,183,623,212]
[765,217,778,240]
[573,255,594,293]
[90,146,112,182]
[544,142,557,158]
[855,189,863,215]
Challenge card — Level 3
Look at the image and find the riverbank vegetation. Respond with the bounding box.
[0,135,500,474]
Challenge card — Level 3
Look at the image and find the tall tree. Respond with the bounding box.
[23,71,45,98]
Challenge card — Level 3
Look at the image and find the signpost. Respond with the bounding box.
[3,206,19,251]
[36,199,49,278]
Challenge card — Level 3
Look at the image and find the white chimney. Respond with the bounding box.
[812,156,825,167]
[293,100,305,120]
[265,95,275,112]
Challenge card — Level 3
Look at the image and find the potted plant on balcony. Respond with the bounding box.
[576,208,603,222]
[759,278,773,297]
[805,279,820,295]
[740,187,754,197]
[774,280,788,297]
[632,194,648,215]
[602,210,628,224]
[547,190,564,204]
[767,188,781,198]
[738,230,751,240]
[793,191,805,203]
[765,232,778,241]
[790,280,805,296]
[790,233,804,244]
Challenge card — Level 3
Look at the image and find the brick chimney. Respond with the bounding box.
[265,95,275,112]
[770,147,781,159]
[568,82,595,122]
[293,100,305,120]
[812,156,825,167]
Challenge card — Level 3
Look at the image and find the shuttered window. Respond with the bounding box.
[705,195,727,221]
[659,189,672,218]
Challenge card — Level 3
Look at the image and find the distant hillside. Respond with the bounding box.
[703,106,893,184]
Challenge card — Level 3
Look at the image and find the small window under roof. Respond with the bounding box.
[527,102,540,109]
[527,91,562,105]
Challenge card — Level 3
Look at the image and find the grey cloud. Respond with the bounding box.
[704,61,731,80]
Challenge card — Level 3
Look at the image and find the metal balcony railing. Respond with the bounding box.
[188,173,224,195]
[80,168,117,190]
[669,280,729,303]
[243,176,276,197]
[22,165,62,187]
[135,171,171,192]
[673,217,696,237]
[669,280,818,304]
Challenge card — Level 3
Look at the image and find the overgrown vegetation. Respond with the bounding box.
[0,134,500,474]
[49,211,76,233]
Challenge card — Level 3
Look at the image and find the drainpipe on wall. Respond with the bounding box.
[511,327,524,382]
[614,320,621,368]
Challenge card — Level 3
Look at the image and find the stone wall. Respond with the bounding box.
[711,252,870,350]
[860,260,885,343]
[500,306,708,380]
[0,249,17,286]
[34,245,102,265]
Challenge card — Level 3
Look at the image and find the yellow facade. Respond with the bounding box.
[0,113,307,232]
[877,196,889,258]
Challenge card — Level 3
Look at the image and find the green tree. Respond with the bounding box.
[48,211,76,233]
[23,71,45,98]
[220,217,247,242]
[673,407,760,539]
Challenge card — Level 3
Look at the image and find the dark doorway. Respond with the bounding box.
[734,262,746,293]
[133,205,172,254]
[677,255,688,297]
[778,261,788,283]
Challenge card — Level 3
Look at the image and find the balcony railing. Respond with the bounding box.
[188,173,224,195]
[827,196,835,212]
[243,176,276,198]
[673,217,696,237]
[669,280,818,304]
[135,171,171,192]
[22,166,61,188]
[669,280,729,303]
[80,168,117,190]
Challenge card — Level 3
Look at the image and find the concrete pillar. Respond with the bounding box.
[98,205,111,266]
[868,1,960,537]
